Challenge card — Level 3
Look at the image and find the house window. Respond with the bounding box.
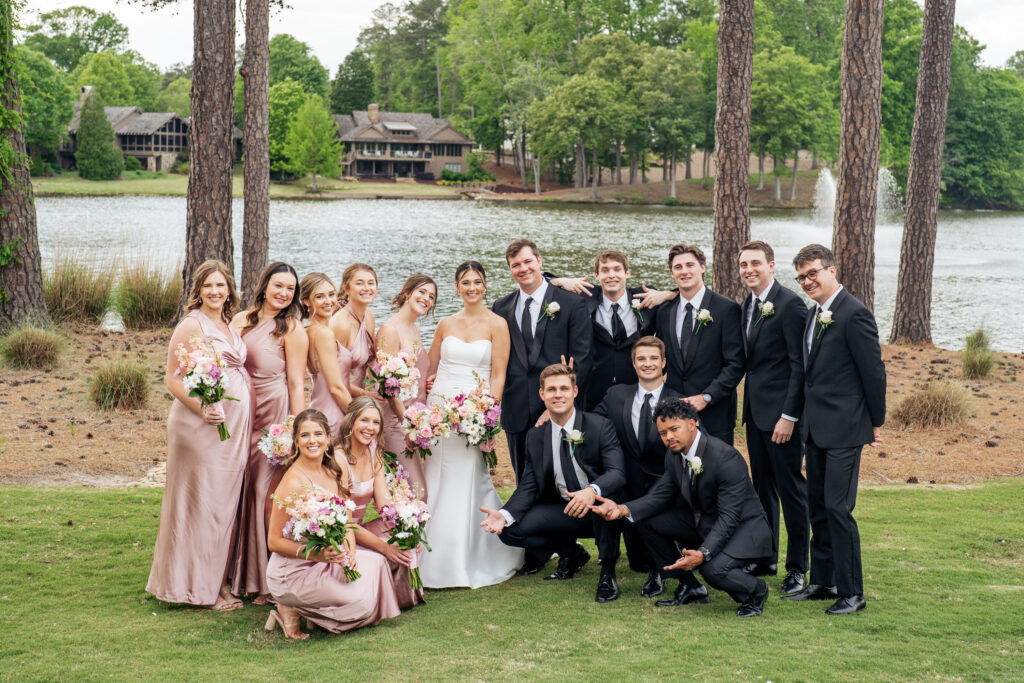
[445,163,462,172]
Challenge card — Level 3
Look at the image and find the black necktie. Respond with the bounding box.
[639,392,654,450]
[521,297,534,349]
[610,302,626,343]
[560,428,583,493]
[680,302,693,357]
[746,295,757,336]
[808,306,820,352]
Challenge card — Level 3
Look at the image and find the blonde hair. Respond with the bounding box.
[334,396,388,474]
[186,260,238,322]
[299,271,335,319]
[338,263,377,306]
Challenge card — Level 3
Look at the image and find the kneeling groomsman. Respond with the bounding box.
[737,241,810,594]
[592,336,683,597]
[591,399,774,617]
[480,364,626,602]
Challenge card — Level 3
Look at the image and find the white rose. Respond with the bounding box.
[690,456,703,474]
[760,301,774,315]
[631,298,642,310]
[546,301,560,314]
[819,310,833,324]
[568,429,583,442]
[697,308,712,323]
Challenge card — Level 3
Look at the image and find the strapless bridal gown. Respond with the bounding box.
[420,337,524,588]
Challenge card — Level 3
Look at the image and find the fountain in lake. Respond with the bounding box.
[812,167,905,226]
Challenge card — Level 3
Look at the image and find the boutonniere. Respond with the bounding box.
[563,429,585,457]
[685,455,703,485]
[754,300,774,327]
[630,297,644,324]
[541,301,560,320]
[693,308,713,335]
[816,310,833,339]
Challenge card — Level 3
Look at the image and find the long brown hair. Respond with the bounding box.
[243,262,301,337]
[186,260,239,322]
[289,408,349,496]
[338,262,377,307]
[334,396,387,475]
[390,274,437,313]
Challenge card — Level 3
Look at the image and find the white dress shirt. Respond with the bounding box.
[746,278,776,334]
[514,279,549,337]
[806,285,844,352]
[631,383,664,438]
[595,291,637,338]
[675,285,707,344]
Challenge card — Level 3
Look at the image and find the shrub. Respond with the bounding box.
[43,257,113,325]
[962,328,994,379]
[89,360,150,410]
[124,155,142,171]
[75,91,123,180]
[0,326,63,370]
[114,263,181,329]
[890,380,972,429]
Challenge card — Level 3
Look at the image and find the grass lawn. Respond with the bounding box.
[1,479,1022,681]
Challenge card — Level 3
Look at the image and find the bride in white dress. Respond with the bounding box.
[420,261,525,588]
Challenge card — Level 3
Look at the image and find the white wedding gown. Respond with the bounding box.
[420,337,525,589]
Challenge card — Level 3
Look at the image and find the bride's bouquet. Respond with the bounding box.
[174,334,239,441]
[257,415,295,466]
[272,485,361,582]
[444,373,503,468]
[365,349,421,403]
[379,466,431,590]
[402,401,452,459]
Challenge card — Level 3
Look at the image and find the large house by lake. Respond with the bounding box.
[334,104,474,179]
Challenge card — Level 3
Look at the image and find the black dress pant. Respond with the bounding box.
[618,470,661,573]
[747,423,810,572]
[499,502,619,568]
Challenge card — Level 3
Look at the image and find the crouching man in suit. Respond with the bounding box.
[591,398,774,617]
[480,363,626,602]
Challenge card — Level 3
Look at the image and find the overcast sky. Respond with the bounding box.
[23,0,1023,73]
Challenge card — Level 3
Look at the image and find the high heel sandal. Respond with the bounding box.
[264,609,309,641]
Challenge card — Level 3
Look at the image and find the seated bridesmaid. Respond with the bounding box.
[301,273,353,439]
[265,409,401,639]
[330,263,378,399]
[336,396,425,609]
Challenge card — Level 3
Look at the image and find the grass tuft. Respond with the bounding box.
[43,256,114,325]
[891,380,972,429]
[962,328,994,379]
[0,325,63,369]
[114,263,182,329]
[89,360,150,410]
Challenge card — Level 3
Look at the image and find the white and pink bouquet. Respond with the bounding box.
[402,401,451,460]
[379,466,431,590]
[445,373,503,468]
[365,349,421,402]
[272,485,361,582]
[257,415,295,466]
[174,334,239,441]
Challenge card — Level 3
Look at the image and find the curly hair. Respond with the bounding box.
[334,396,388,476]
[390,274,437,313]
[652,397,699,423]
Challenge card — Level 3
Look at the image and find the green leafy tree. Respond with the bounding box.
[269,34,329,100]
[22,5,129,71]
[268,78,307,176]
[118,51,161,111]
[71,51,133,105]
[154,76,190,116]
[329,50,374,114]
[357,3,402,110]
[15,47,74,169]
[75,91,123,180]
[283,94,342,190]
[1006,50,1024,80]
[879,0,924,184]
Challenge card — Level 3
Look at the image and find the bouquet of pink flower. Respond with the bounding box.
[271,485,361,582]
[445,373,503,468]
[174,334,239,440]
[402,401,451,459]
[365,349,421,402]
[257,415,295,466]
[379,465,431,590]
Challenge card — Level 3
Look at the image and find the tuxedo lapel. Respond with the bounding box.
[746,281,777,359]
[503,292,529,369]
[528,287,554,368]
[689,436,709,520]
[621,386,641,455]
[672,450,694,511]
[807,288,848,372]
[666,299,685,370]
[590,290,614,346]
[802,307,814,370]
[572,411,597,480]
[741,295,752,357]
[683,289,711,369]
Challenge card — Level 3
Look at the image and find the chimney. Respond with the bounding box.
[79,85,94,105]
[368,103,379,124]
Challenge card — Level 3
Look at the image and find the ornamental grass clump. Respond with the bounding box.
[43,257,113,325]
[114,263,181,329]
[962,328,994,380]
[89,360,150,410]
[0,326,63,370]
[891,380,972,429]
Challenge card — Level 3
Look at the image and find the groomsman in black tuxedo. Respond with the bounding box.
[591,399,774,617]
[654,244,746,445]
[737,240,810,595]
[493,239,593,481]
[785,244,885,615]
[592,336,682,597]
[480,364,626,602]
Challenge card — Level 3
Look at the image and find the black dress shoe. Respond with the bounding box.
[641,571,664,598]
[742,562,778,577]
[517,553,549,576]
[783,583,838,601]
[780,570,806,596]
[595,574,620,602]
[826,595,866,614]
[736,580,769,617]
[544,544,590,580]
[655,582,709,607]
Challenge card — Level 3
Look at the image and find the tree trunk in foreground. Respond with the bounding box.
[240,0,270,305]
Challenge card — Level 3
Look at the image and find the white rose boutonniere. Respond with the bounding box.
[816,309,834,339]
[754,300,774,327]
[563,429,585,457]
[694,308,713,335]
[685,454,703,485]
[631,297,644,324]
[542,301,560,320]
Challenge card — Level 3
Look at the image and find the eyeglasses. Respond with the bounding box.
[795,267,830,284]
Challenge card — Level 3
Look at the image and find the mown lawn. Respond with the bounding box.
[1,479,1022,681]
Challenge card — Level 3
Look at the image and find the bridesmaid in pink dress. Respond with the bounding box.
[229,262,308,603]
[147,260,252,611]
[265,408,400,639]
[375,275,436,500]
[301,273,353,439]
[330,263,379,401]
[336,397,425,609]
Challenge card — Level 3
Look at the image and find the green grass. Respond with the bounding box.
[1,480,1023,680]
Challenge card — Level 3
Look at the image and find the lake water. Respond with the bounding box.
[36,196,1023,351]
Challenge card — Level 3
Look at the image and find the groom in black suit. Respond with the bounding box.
[493,239,593,480]
[480,364,626,602]
[785,244,886,615]
[654,244,745,445]
[737,241,810,595]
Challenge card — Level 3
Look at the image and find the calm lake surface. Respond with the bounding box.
[37,196,1022,351]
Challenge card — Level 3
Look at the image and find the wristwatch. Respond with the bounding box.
[699,546,712,562]
[701,393,712,404]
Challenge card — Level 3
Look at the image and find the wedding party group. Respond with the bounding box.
[145,236,886,640]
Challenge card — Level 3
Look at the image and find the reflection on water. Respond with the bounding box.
[36,197,1023,351]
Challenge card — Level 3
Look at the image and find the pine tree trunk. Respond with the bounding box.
[179,0,236,319]
[685,151,692,179]
[641,150,646,183]
[757,150,765,190]
[832,0,884,312]
[789,148,799,201]
[700,151,709,190]
[712,0,754,302]
[0,4,48,326]
[890,0,955,345]
[533,156,541,197]
[670,149,678,200]
[629,151,637,184]
[615,142,622,184]
[590,146,598,201]
[240,0,269,304]
[773,156,782,201]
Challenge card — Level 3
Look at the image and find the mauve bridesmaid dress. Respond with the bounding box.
[345,304,375,392]
[381,343,430,501]
[309,339,353,440]
[147,310,252,605]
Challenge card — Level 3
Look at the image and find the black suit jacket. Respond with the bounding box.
[493,285,593,433]
[503,411,625,522]
[628,431,773,561]
[593,383,683,483]
[654,289,746,438]
[801,288,886,448]
[584,286,658,408]
[741,280,808,432]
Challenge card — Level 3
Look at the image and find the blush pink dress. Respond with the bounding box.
[233,319,293,598]
[344,304,375,393]
[309,338,353,440]
[380,343,430,501]
[147,310,252,606]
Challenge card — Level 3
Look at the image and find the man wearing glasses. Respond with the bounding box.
[785,244,886,615]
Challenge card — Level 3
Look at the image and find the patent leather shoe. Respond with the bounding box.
[640,571,664,598]
[595,573,620,602]
[736,580,769,617]
[779,570,806,596]
[783,583,837,601]
[544,544,590,580]
[826,595,866,614]
[742,562,778,577]
[655,582,709,607]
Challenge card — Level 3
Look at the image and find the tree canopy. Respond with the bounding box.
[269,34,329,101]
[22,5,129,71]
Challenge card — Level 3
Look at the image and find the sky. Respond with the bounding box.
[21,0,1024,73]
